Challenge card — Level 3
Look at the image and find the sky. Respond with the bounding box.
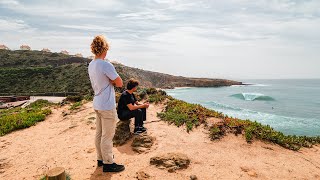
[0,0,320,80]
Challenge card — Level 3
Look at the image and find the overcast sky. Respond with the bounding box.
[1,0,320,80]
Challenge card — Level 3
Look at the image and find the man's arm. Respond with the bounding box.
[135,101,142,105]
[104,62,123,88]
[127,103,149,111]
[110,76,123,87]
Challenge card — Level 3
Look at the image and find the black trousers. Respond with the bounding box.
[118,108,146,128]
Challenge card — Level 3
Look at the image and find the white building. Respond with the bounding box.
[61,50,69,55]
[20,45,31,50]
[42,48,51,52]
[0,45,10,50]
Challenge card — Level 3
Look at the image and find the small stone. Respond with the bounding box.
[69,124,77,129]
[240,166,250,172]
[136,170,150,180]
[90,126,96,130]
[62,111,69,117]
[87,148,95,153]
[190,175,198,180]
[248,171,258,177]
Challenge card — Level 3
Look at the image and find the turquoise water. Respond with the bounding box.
[165,79,320,136]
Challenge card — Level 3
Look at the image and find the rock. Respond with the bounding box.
[113,120,132,146]
[247,171,258,177]
[86,148,95,153]
[240,166,250,172]
[150,152,190,172]
[136,170,150,180]
[62,111,69,117]
[131,133,155,153]
[241,167,258,178]
[190,175,198,180]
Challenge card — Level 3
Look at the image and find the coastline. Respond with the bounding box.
[0,101,319,179]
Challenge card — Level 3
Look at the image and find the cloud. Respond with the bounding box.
[60,24,120,33]
[118,10,173,21]
[1,0,320,78]
[0,18,35,32]
[0,0,19,6]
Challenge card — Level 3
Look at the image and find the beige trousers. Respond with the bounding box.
[95,108,117,164]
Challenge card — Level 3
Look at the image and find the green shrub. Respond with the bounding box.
[66,95,83,102]
[0,100,53,136]
[69,101,82,110]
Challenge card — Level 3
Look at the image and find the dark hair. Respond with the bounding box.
[127,79,139,90]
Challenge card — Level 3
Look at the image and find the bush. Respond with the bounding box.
[69,101,82,110]
[0,100,53,136]
[66,95,83,102]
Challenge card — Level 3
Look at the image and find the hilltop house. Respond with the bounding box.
[75,53,83,57]
[20,45,31,50]
[61,50,69,55]
[0,44,10,50]
[42,48,51,52]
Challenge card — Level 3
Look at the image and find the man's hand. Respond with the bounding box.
[109,79,116,86]
[143,102,150,108]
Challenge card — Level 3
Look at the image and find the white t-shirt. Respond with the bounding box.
[88,59,119,110]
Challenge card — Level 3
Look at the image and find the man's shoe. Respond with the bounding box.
[140,126,147,132]
[134,128,143,135]
[103,163,125,172]
[97,160,103,167]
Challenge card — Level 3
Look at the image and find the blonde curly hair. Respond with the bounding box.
[91,35,109,56]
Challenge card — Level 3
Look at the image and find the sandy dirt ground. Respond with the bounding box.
[0,102,320,180]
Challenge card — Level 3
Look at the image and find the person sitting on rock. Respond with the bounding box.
[117,79,149,135]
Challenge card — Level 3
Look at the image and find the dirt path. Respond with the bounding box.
[0,102,320,180]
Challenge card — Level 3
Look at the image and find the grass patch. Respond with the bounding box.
[0,100,53,136]
[157,99,223,132]
[137,88,169,104]
[40,172,71,180]
[158,96,320,151]
[69,101,82,111]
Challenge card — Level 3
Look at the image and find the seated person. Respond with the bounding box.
[117,79,149,134]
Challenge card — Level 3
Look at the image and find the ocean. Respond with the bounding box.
[165,79,320,136]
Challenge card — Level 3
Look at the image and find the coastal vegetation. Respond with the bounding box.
[145,89,320,151]
[0,100,53,136]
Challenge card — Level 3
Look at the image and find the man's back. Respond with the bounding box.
[88,59,118,110]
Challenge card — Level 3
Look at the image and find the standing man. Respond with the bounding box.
[88,35,125,173]
[117,79,149,134]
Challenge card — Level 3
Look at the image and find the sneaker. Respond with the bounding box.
[103,163,125,172]
[97,160,103,167]
[140,126,147,132]
[134,127,143,135]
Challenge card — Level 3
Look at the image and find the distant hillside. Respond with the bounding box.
[0,50,242,94]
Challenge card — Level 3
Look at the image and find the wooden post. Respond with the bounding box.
[46,167,66,180]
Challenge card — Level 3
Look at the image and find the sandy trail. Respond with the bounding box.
[0,102,320,180]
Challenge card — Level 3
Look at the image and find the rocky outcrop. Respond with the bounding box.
[113,120,132,146]
[150,153,191,172]
[131,133,155,153]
